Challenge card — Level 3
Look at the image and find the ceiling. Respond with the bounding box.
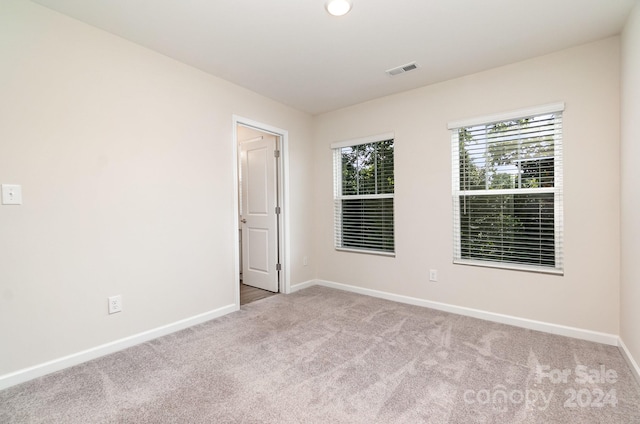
[32,0,637,115]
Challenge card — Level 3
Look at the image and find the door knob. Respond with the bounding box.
[241,218,247,223]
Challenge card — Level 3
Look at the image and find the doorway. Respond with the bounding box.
[234,117,289,306]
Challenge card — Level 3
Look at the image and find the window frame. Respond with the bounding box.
[449,103,564,275]
[332,133,396,257]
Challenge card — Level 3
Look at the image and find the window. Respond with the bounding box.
[332,134,395,255]
[449,104,564,274]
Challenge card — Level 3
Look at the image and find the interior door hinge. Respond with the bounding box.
[275,206,281,215]
[274,150,280,158]
[276,263,282,271]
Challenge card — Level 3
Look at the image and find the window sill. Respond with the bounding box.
[336,247,395,258]
[453,259,563,275]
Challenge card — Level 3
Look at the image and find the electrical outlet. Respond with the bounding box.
[429,269,438,282]
[1,184,22,205]
[108,295,122,314]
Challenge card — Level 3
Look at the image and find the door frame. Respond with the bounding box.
[232,115,290,308]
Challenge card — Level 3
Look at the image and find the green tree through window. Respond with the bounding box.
[334,138,395,254]
[452,108,563,272]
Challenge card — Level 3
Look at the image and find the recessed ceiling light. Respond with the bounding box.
[326,0,353,16]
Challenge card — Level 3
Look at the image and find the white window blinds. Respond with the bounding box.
[332,136,395,255]
[450,104,564,273]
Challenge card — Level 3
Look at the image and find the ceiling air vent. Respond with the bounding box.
[386,62,419,77]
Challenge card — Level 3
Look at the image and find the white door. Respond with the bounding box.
[240,135,279,292]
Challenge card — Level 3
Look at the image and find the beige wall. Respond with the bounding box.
[621,2,640,367]
[0,0,314,375]
[313,37,621,334]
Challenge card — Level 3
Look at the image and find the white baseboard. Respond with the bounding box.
[0,303,237,391]
[619,338,640,386]
[289,279,317,293]
[312,279,619,346]
[3,281,630,391]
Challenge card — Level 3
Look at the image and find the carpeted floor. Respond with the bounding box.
[1,285,639,423]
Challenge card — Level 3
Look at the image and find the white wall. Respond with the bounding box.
[0,0,314,375]
[314,38,621,334]
[621,2,640,369]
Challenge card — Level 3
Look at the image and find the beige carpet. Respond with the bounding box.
[1,285,639,423]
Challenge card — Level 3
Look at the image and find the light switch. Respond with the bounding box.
[2,184,23,205]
